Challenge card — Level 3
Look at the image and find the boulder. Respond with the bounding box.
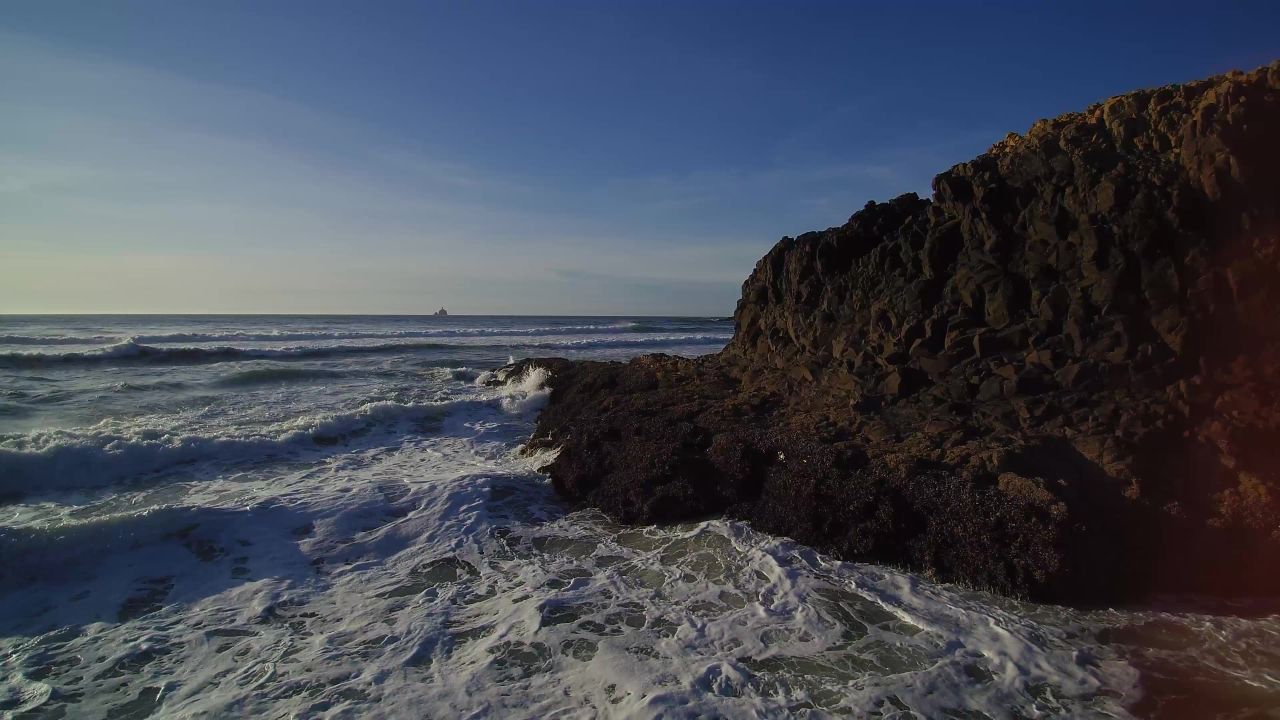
[519,61,1280,604]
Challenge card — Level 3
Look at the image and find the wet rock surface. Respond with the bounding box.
[518,61,1280,604]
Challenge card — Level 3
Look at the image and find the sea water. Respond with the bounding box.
[1,315,1276,718]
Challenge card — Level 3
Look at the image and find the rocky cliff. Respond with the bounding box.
[517,62,1280,603]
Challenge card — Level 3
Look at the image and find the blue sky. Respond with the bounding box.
[2,1,1277,315]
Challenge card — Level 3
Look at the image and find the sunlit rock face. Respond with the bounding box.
[521,61,1280,604]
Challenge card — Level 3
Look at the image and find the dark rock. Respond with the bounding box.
[884,367,928,397]
[518,61,1280,604]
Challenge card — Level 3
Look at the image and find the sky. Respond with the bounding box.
[2,1,1277,315]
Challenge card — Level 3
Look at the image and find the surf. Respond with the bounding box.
[0,334,732,368]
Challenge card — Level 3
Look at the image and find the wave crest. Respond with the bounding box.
[0,334,731,368]
[0,339,446,368]
[0,323,704,348]
[0,370,552,498]
[0,334,122,346]
[0,402,453,498]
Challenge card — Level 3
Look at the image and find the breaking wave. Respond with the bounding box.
[0,369,552,498]
[0,324,695,348]
[119,325,653,342]
[0,335,731,368]
[0,339,448,368]
[0,334,122,346]
[0,402,452,497]
[527,334,731,350]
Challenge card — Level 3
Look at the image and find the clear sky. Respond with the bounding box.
[2,1,1277,315]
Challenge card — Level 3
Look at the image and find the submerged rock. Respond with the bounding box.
[519,61,1280,604]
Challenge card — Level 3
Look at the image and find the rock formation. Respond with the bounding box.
[515,62,1280,603]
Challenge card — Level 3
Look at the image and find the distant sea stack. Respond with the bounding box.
[515,61,1280,603]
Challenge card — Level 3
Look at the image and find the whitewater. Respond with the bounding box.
[1,315,1276,718]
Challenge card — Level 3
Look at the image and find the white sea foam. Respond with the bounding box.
[0,334,123,345]
[2,315,1273,718]
[526,334,731,350]
[0,338,445,367]
[0,371,551,498]
[498,365,552,414]
[0,424,1150,718]
[0,402,447,497]
[0,334,731,368]
[443,366,480,382]
[0,324,656,348]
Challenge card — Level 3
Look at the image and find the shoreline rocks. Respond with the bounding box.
[517,61,1280,604]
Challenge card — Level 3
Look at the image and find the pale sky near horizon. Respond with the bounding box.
[2,1,1277,315]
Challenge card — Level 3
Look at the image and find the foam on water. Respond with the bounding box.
[0,370,1137,718]
[0,334,731,368]
[0,369,556,498]
[0,335,125,346]
[2,315,1278,718]
[0,321,726,349]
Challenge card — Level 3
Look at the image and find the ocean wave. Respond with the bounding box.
[0,506,229,583]
[0,334,123,346]
[0,334,732,368]
[0,402,33,418]
[0,502,323,587]
[0,400,452,497]
[0,370,552,498]
[110,380,191,393]
[214,367,346,387]
[0,339,448,368]
[122,325,648,342]
[528,334,730,349]
[0,322,732,349]
[624,319,731,333]
[439,367,481,381]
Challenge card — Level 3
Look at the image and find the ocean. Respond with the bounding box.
[1,315,1276,718]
